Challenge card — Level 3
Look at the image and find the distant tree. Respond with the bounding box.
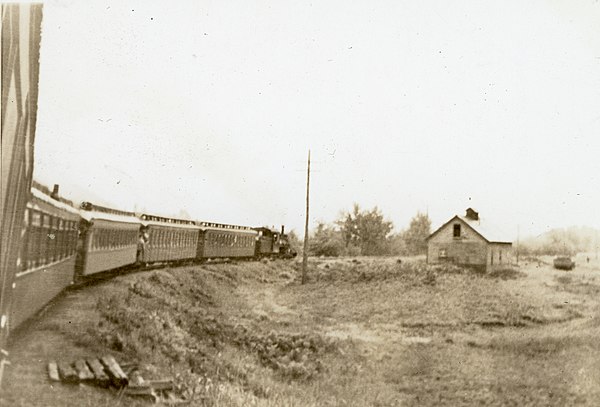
[337,204,393,256]
[519,226,600,256]
[388,233,409,256]
[402,212,431,255]
[338,204,361,249]
[309,222,344,257]
[286,230,302,253]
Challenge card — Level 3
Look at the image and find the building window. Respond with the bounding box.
[439,249,447,258]
[453,224,461,238]
[499,250,502,263]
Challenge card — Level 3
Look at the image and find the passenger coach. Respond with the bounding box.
[196,222,258,259]
[11,185,80,329]
[77,202,141,276]
[139,214,200,263]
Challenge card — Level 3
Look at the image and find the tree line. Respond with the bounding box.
[519,226,600,256]
[300,204,431,257]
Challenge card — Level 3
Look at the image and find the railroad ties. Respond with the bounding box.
[48,356,178,403]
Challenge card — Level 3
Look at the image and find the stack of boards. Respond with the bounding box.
[48,356,176,402]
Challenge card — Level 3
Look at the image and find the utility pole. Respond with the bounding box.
[302,150,311,285]
[516,225,520,265]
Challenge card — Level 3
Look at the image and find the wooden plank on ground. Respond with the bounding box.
[128,379,174,391]
[147,380,174,391]
[48,361,60,382]
[124,386,158,402]
[86,358,110,386]
[57,361,78,383]
[74,359,95,381]
[100,355,129,387]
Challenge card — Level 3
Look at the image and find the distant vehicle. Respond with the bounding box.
[553,256,575,271]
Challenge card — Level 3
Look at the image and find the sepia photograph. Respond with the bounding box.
[1,1,599,405]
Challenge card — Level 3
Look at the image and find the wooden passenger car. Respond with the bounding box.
[11,186,80,329]
[196,222,258,259]
[139,214,200,263]
[77,202,141,276]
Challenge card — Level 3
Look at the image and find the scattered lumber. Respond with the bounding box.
[123,385,159,403]
[86,358,110,386]
[47,355,179,403]
[100,355,129,387]
[74,359,95,382]
[47,361,60,382]
[57,361,78,383]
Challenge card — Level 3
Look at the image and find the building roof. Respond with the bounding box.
[427,210,513,244]
[457,215,512,243]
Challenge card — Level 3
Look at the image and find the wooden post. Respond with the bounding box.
[516,225,520,265]
[302,150,311,285]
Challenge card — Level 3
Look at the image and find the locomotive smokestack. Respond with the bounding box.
[51,184,59,200]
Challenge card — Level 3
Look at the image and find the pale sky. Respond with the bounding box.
[33,0,600,239]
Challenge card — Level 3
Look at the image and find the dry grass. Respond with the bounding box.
[3,257,600,406]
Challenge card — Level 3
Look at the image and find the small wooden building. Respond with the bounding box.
[426,208,513,272]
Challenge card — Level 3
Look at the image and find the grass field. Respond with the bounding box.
[2,256,599,406]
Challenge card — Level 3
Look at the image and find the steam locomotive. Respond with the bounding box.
[10,182,296,332]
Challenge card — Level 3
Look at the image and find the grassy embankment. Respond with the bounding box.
[3,257,599,406]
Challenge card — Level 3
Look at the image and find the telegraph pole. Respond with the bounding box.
[302,150,311,285]
[516,225,520,265]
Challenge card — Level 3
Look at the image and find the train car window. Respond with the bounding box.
[67,222,72,256]
[48,216,56,263]
[29,212,38,268]
[62,220,67,257]
[39,214,48,265]
[96,227,101,251]
[61,221,66,259]
[21,210,30,270]
[56,219,62,260]
[72,222,77,255]
[65,222,70,255]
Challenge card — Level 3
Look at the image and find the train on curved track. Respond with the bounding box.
[10,181,296,332]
